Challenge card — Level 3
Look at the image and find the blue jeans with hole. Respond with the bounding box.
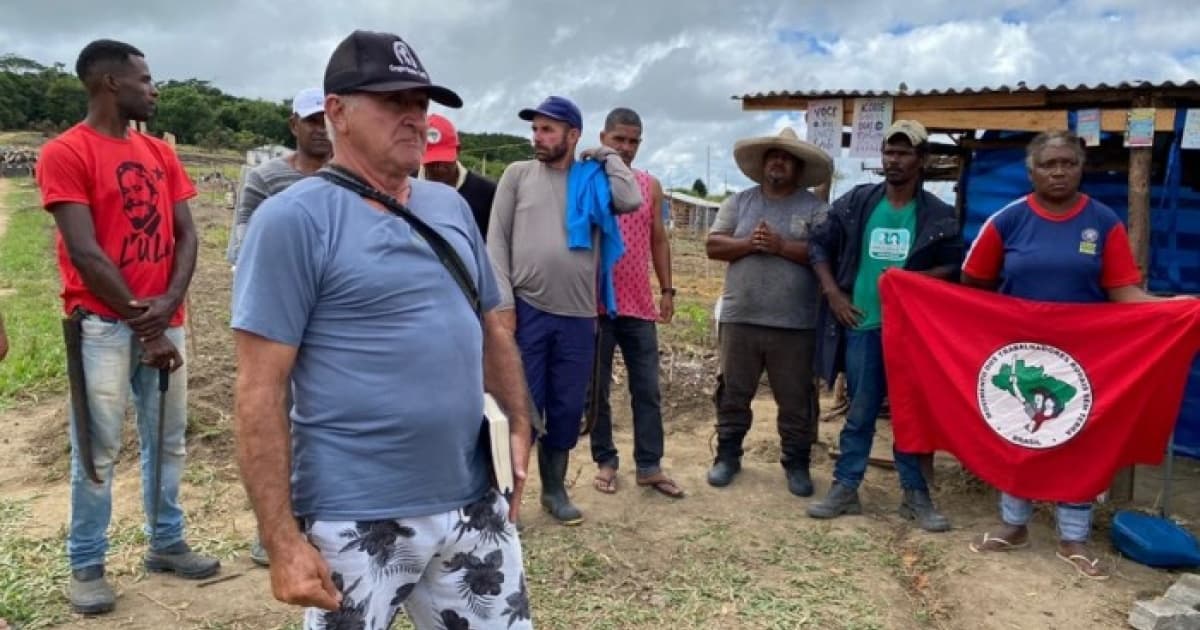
[833,329,928,491]
[1000,493,1093,543]
[67,316,189,570]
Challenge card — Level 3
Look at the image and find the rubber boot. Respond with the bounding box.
[538,444,583,525]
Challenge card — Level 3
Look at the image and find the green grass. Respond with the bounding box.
[0,498,71,629]
[0,179,66,408]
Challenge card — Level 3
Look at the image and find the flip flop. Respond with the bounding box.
[1056,552,1110,580]
[636,472,685,499]
[969,532,1030,553]
[593,467,618,494]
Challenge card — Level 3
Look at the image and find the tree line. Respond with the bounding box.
[0,53,533,175]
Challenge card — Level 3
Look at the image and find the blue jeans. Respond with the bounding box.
[833,329,928,491]
[589,316,664,476]
[1000,493,1094,543]
[515,299,595,451]
[68,317,189,570]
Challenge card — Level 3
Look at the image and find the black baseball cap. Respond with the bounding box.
[323,30,462,108]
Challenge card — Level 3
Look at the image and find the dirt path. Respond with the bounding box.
[0,182,1185,629]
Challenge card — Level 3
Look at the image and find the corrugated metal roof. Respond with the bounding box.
[738,80,1200,100]
[665,190,721,208]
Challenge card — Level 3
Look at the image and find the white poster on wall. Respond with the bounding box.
[1183,109,1200,150]
[849,97,894,158]
[805,99,844,157]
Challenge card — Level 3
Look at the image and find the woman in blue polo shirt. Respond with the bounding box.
[961,130,1175,580]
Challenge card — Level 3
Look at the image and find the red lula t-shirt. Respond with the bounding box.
[36,123,196,326]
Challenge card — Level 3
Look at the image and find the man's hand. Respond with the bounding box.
[127,295,180,340]
[580,146,618,162]
[659,293,675,323]
[267,535,341,611]
[140,334,183,372]
[751,221,783,255]
[827,288,864,328]
[508,436,530,523]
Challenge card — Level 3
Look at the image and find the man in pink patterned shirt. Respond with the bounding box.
[589,107,684,499]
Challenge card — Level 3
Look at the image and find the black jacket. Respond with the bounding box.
[459,169,497,237]
[808,182,963,384]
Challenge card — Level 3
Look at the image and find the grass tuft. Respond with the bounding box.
[0,179,66,409]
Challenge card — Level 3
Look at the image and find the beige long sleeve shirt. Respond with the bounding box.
[486,149,643,317]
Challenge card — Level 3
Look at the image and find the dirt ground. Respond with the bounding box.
[0,175,1195,629]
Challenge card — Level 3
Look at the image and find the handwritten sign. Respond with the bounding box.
[805,99,843,156]
[849,97,894,158]
[1076,109,1100,147]
[1126,108,1155,148]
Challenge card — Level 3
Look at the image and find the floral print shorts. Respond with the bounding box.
[302,491,532,630]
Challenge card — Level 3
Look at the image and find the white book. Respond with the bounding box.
[483,394,514,498]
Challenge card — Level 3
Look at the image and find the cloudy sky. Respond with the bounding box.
[2,0,1198,192]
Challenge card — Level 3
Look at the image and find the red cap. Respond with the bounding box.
[423,113,459,164]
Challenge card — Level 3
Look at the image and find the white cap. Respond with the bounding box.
[292,87,325,118]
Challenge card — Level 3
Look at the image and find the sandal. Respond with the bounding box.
[636,472,685,499]
[1056,551,1109,580]
[593,467,618,494]
[969,531,1030,553]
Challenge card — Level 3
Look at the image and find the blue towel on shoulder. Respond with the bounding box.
[566,159,624,316]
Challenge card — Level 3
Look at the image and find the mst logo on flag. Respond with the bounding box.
[978,343,1092,449]
[880,269,1200,502]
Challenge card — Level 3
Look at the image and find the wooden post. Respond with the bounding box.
[1126,97,1153,276]
[1110,95,1154,504]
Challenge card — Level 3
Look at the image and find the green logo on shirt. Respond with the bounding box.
[868,228,911,261]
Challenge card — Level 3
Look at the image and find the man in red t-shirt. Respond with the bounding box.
[35,39,218,615]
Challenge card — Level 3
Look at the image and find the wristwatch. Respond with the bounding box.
[661,288,677,297]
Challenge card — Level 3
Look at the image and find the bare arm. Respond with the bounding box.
[1107,284,1166,303]
[234,330,340,610]
[163,200,198,303]
[706,231,756,262]
[960,271,999,291]
[49,203,142,320]
[918,264,958,281]
[815,260,862,328]
[234,331,298,553]
[648,178,674,322]
[774,238,810,265]
[482,311,532,522]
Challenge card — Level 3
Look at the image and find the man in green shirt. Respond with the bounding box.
[806,121,963,532]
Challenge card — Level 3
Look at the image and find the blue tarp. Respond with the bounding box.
[961,141,1200,458]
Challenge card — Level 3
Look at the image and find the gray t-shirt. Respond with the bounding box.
[227,156,305,263]
[231,176,501,521]
[711,186,827,330]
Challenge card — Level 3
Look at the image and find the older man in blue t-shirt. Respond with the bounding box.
[232,31,534,630]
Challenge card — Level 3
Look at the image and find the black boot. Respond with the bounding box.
[707,436,743,487]
[706,457,741,487]
[785,467,814,497]
[538,444,583,525]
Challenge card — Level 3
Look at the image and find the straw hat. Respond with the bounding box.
[733,127,833,188]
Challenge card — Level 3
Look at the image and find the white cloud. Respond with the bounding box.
[1,0,1198,191]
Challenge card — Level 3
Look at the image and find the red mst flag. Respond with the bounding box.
[880,270,1200,503]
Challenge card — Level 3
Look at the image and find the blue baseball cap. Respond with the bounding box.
[519,96,582,130]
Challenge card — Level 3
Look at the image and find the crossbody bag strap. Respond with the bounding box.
[317,165,481,316]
